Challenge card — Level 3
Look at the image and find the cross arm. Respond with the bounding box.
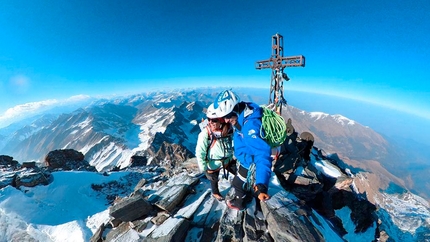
[255,55,305,70]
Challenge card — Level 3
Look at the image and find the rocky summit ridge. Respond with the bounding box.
[87,145,382,242]
[0,146,398,241]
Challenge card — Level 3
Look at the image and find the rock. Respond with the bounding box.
[15,170,50,188]
[151,212,170,225]
[146,217,190,242]
[130,218,152,233]
[130,155,147,167]
[89,223,105,242]
[109,218,122,228]
[44,149,96,171]
[243,199,273,242]
[148,142,194,167]
[147,173,199,213]
[217,209,244,241]
[21,161,36,169]
[133,178,146,192]
[109,193,154,222]
[105,222,140,242]
[0,155,19,169]
[0,172,16,189]
[260,185,324,242]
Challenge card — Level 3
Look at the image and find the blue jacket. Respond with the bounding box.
[233,102,272,188]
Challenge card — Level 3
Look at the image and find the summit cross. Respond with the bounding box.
[255,33,305,114]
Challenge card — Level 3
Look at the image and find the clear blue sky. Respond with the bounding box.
[1,0,429,119]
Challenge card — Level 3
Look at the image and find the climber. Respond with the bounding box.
[213,89,272,210]
[195,103,236,201]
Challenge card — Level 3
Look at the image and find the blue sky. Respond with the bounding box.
[1,0,429,120]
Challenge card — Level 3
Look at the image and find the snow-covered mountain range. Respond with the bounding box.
[0,87,429,241]
[0,90,214,171]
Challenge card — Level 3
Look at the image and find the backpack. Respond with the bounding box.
[200,119,233,161]
[259,106,288,148]
[205,126,218,160]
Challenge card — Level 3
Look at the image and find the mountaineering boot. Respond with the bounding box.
[226,195,244,210]
[226,164,248,210]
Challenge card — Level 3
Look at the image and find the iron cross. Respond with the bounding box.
[255,33,305,115]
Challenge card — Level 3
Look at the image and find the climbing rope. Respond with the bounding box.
[260,106,288,148]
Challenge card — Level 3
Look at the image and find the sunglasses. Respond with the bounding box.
[208,118,220,123]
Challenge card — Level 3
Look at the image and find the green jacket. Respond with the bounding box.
[195,126,234,172]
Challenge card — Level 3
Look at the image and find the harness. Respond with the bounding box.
[205,125,233,179]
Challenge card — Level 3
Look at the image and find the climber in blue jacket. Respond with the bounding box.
[213,89,272,210]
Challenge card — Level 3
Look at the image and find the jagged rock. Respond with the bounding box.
[154,184,189,212]
[109,218,122,228]
[0,155,19,169]
[151,212,170,225]
[89,223,105,242]
[148,142,194,167]
[147,173,199,213]
[331,189,377,233]
[216,184,325,242]
[218,208,244,241]
[133,178,146,192]
[44,149,96,171]
[330,175,354,192]
[10,231,38,242]
[180,157,200,174]
[15,170,50,188]
[273,142,378,237]
[379,230,389,242]
[21,161,36,169]
[260,188,324,242]
[109,193,153,222]
[105,222,140,242]
[203,200,224,234]
[175,184,211,220]
[1,165,51,190]
[0,171,16,189]
[99,150,379,242]
[1,143,380,242]
[130,155,147,167]
[146,217,190,242]
[130,218,152,233]
[243,199,273,242]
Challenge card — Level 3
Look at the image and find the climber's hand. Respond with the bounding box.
[258,192,270,201]
[254,184,270,201]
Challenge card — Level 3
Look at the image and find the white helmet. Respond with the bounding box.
[206,103,217,118]
[213,90,240,117]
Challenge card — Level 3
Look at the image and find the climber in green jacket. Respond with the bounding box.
[196,103,236,201]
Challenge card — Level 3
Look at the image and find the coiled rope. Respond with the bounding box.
[260,106,288,148]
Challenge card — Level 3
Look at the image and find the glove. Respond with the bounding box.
[254,184,270,201]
